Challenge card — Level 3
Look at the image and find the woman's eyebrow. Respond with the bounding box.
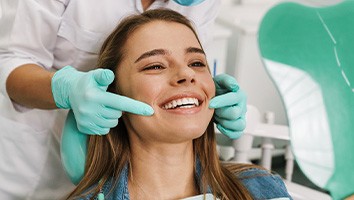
[186,47,205,55]
[134,47,204,63]
[135,49,169,63]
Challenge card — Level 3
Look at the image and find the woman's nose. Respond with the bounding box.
[171,65,196,86]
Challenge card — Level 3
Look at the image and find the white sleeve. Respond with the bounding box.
[0,0,67,98]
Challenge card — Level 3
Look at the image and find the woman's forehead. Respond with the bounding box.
[125,21,200,54]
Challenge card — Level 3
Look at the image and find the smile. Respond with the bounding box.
[162,97,200,110]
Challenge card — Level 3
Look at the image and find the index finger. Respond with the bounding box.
[214,74,239,92]
[100,92,154,116]
[209,92,240,109]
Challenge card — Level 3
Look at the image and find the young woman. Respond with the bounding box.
[0,1,246,198]
[67,9,292,200]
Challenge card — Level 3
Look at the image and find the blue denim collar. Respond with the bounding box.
[87,161,292,200]
[100,159,211,200]
[100,164,129,200]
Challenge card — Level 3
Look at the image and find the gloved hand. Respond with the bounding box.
[51,66,154,135]
[209,74,247,139]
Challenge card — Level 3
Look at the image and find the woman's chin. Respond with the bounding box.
[165,125,207,141]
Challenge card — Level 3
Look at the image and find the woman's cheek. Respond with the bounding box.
[131,78,161,103]
[205,76,216,98]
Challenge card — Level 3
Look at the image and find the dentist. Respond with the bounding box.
[0,0,246,199]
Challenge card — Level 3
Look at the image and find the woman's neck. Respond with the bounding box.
[128,141,199,199]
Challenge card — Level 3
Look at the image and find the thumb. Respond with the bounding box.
[92,69,115,86]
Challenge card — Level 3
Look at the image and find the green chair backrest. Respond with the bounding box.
[258,1,354,199]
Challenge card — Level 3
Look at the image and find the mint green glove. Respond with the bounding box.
[209,74,247,139]
[61,110,87,185]
[52,66,154,135]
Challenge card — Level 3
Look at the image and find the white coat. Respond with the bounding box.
[0,0,220,199]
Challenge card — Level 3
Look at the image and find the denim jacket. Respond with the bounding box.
[81,163,292,200]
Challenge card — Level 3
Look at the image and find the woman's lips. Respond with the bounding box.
[159,93,204,114]
[162,97,199,110]
[160,93,203,108]
[161,102,203,114]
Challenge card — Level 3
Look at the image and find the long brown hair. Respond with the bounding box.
[68,9,256,200]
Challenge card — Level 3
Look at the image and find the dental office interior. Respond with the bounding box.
[209,0,353,199]
[0,0,353,199]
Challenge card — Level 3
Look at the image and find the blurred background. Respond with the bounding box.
[208,1,346,199]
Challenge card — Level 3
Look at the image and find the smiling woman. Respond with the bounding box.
[115,19,215,145]
[66,9,292,200]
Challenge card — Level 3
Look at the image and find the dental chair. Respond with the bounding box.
[258,1,354,199]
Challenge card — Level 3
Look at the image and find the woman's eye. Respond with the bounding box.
[143,65,164,71]
[189,61,206,67]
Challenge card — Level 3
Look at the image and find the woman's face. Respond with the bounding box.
[116,20,215,143]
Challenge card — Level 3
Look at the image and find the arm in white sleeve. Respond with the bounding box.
[0,0,67,110]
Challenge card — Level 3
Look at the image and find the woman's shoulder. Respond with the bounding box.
[234,167,293,200]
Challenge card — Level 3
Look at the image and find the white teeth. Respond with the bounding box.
[163,97,200,109]
[177,99,182,105]
[194,98,199,106]
[172,101,177,108]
